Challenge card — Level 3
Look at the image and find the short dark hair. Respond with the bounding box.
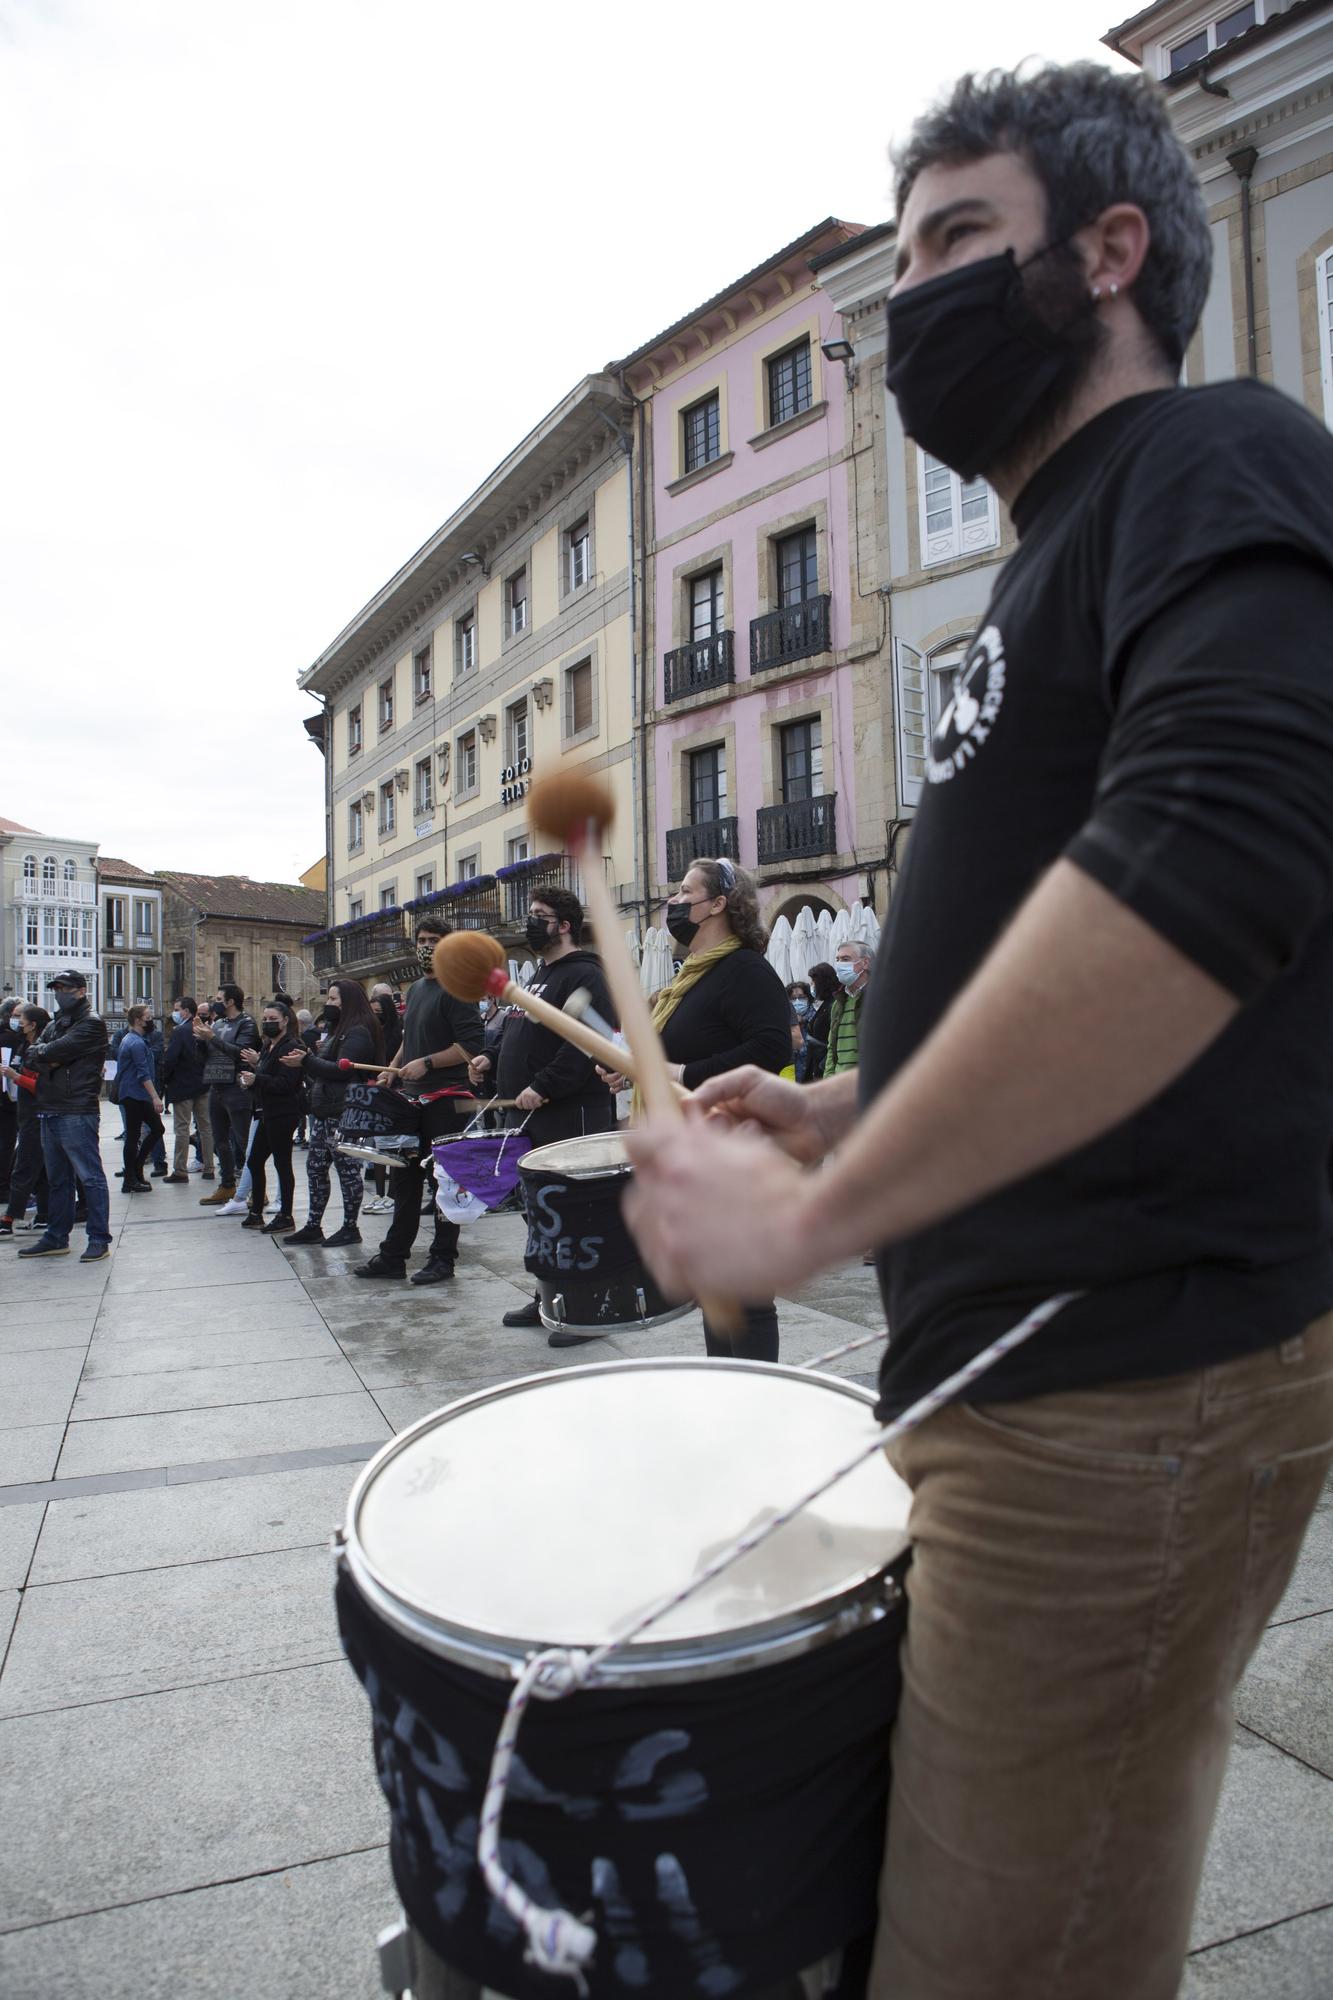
[21,1004,50,1035]
[531,886,585,944]
[178,996,197,1016]
[893,62,1211,367]
[415,918,452,943]
[219,983,245,1010]
[809,961,839,1003]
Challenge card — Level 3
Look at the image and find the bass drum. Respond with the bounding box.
[517,1132,692,1336]
[337,1358,911,1998]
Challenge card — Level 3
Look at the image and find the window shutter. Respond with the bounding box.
[918,452,959,566]
[893,639,928,813]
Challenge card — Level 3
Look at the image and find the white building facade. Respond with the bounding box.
[0,818,100,1008]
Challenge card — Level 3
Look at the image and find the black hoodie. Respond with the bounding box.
[495,947,616,1123]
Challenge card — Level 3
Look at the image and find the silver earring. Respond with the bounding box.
[1109,281,1119,298]
[1090,284,1103,301]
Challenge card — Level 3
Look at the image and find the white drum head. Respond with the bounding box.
[344,1359,911,1681]
[518,1133,630,1177]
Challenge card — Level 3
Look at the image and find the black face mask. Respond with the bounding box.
[525,916,556,954]
[664,900,705,947]
[141,1018,154,1035]
[261,1020,283,1039]
[54,991,81,1012]
[886,246,1097,482]
[322,1005,341,1025]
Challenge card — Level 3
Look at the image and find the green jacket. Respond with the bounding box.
[824,985,865,1078]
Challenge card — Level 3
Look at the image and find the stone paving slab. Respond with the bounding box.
[0,1424,65,1487]
[0,1344,86,1427]
[0,1502,44,1588]
[56,1390,391,1479]
[0,1316,97,1355]
[102,1261,296,1297]
[0,1588,17,1656]
[1235,1612,1333,1779]
[1180,1904,1333,1998]
[30,1461,359,1584]
[72,1351,364,1421]
[1190,1726,1333,1948]
[0,1267,114,1306]
[0,1845,396,2000]
[0,1544,341,1717]
[0,1660,388,1930]
[82,1323,344,1378]
[91,1283,323,1340]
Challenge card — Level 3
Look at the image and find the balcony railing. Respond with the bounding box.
[756,794,837,864]
[501,854,581,927]
[749,595,831,673]
[665,817,740,883]
[311,935,338,975]
[663,631,735,705]
[16,879,96,904]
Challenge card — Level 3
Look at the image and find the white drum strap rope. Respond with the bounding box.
[477,1289,1080,1988]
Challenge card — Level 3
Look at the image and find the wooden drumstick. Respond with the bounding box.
[433,933,659,1084]
[335,1059,404,1074]
[526,772,743,1335]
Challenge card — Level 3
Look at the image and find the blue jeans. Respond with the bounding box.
[39,1113,111,1249]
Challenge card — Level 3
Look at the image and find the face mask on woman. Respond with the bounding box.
[261,1019,283,1039]
[792,998,809,1019]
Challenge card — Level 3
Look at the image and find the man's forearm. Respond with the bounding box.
[805,860,1239,1262]
[429,1042,472,1070]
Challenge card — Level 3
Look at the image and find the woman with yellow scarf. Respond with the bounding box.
[631,856,791,1359]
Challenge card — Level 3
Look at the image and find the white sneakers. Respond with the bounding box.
[216,1197,248,1216]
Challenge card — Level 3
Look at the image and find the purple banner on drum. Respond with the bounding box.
[336,1570,897,1996]
[432,1137,526,1211]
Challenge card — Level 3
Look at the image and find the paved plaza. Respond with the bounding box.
[0,1111,1329,1998]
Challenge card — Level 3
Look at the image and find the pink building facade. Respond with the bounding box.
[618,219,893,926]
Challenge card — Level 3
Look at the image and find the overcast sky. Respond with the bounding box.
[0,0,1128,883]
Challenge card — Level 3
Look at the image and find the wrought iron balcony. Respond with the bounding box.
[665,817,740,883]
[663,631,735,704]
[501,854,581,928]
[311,935,338,975]
[756,794,837,864]
[749,595,831,673]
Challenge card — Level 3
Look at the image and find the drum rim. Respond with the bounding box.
[339,1357,909,1686]
[517,1134,631,1178]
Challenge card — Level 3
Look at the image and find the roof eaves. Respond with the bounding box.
[809,218,896,274]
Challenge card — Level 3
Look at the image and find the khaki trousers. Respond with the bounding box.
[870,1314,1333,2000]
[171,1092,212,1176]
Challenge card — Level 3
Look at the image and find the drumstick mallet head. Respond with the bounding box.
[527,772,615,858]
[433,930,509,1003]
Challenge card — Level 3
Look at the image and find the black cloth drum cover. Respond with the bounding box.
[518,1144,685,1332]
[338,1081,467,1151]
[337,1567,902,1996]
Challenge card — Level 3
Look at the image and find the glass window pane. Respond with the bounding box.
[1216,4,1255,47]
[1169,28,1209,70]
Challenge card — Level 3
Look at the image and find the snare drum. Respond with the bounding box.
[336,1082,465,1171]
[517,1133,691,1336]
[336,1359,910,1998]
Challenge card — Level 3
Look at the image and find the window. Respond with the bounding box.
[457,854,479,881]
[380,884,398,910]
[170,951,185,999]
[457,729,478,795]
[42,856,56,888]
[506,697,530,766]
[348,703,363,756]
[414,756,433,816]
[379,780,396,837]
[893,640,927,811]
[456,613,477,676]
[378,677,395,734]
[108,962,127,1004]
[218,951,236,986]
[42,909,56,952]
[1167,2,1257,73]
[566,518,590,591]
[272,954,285,992]
[57,907,71,953]
[135,963,154,1003]
[133,898,154,939]
[415,870,435,899]
[348,799,364,850]
[682,393,721,473]
[689,744,727,824]
[926,648,967,735]
[82,910,95,955]
[507,834,530,866]
[25,907,38,950]
[105,896,126,937]
[508,568,528,638]
[776,527,819,608]
[690,569,725,641]
[413,644,432,703]
[767,339,813,428]
[565,657,594,739]
[349,898,364,922]
[64,859,76,882]
[917,450,999,567]
[779,717,823,803]
[22,854,35,887]
[1312,248,1320,428]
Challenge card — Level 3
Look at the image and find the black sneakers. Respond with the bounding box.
[502,1296,543,1328]
[409,1257,455,1287]
[354,1254,408,1280]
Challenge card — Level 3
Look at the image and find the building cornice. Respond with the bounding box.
[298,375,629,700]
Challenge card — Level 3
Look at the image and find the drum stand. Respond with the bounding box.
[379,1914,836,1999]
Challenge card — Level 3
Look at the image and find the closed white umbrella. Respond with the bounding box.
[814,908,834,965]
[766,914,793,986]
[788,904,817,986]
[830,909,851,953]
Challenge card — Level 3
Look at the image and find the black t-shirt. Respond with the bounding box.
[864,382,1333,1419]
[657,948,793,1088]
[399,975,483,1092]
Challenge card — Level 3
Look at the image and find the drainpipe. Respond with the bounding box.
[1227,145,1260,377]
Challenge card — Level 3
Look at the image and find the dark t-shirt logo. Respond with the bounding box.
[927,623,1007,785]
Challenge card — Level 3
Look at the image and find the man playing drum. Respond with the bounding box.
[625,62,1333,2000]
